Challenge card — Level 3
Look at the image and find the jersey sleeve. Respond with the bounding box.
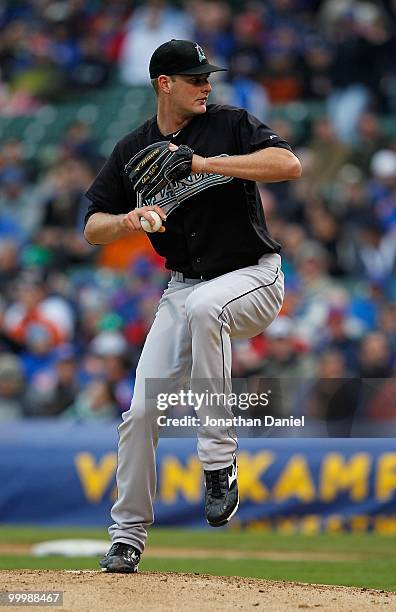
[236,109,292,155]
[84,143,136,227]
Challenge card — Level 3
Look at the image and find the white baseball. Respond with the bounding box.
[140,211,163,233]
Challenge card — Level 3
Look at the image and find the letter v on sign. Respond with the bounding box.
[74,452,117,503]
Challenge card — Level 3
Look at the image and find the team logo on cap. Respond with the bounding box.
[195,43,206,63]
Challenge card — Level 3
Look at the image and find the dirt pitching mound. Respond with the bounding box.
[2,570,395,611]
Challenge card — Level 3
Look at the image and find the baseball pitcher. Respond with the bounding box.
[84,39,301,573]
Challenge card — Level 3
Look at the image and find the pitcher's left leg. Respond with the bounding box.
[185,254,284,526]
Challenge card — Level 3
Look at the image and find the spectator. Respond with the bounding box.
[0,0,395,430]
[119,0,193,85]
[291,241,339,345]
[358,332,393,379]
[3,270,74,345]
[232,338,264,378]
[257,315,315,417]
[63,378,118,420]
[348,112,390,174]
[306,205,344,276]
[378,304,396,352]
[0,167,42,239]
[0,138,31,182]
[303,117,351,195]
[60,121,102,168]
[297,349,362,436]
[357,332,394,419]
[68,34,111,91]
[316,306,360,374]
[0,238,20,295]
[325,4,394,142]
[102,352,134,415]
[37,158,94,267]
[368,149,396,232]
[335,164,371,229]
[88,330,134,414]
[300,37,333,101]
[0,353,28,421]
[366,377,396,422]
[343,214,396,286]
[27,344,80,417]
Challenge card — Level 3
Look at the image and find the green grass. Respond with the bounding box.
[0,526,107,544]
[1,526,396,557]
[1,526,396,591]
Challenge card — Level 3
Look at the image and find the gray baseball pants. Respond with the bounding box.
[109,253,284,552]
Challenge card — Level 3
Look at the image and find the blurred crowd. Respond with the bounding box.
[0,0,396,425]
[2,0,396,129]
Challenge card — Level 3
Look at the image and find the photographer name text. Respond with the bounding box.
[157,415,305,428]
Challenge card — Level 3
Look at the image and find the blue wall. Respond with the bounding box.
[1,422,396,531]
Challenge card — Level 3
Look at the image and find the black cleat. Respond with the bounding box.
[204,454,239,527]
[99,543,140,573]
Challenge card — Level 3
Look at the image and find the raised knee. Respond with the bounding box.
[185,294,219,325]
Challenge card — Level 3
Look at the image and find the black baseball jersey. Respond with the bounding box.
[85,104,292,278]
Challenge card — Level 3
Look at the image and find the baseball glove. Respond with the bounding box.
[125,141,194,200]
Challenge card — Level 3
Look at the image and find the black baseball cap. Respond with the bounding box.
[149,39,227,79]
